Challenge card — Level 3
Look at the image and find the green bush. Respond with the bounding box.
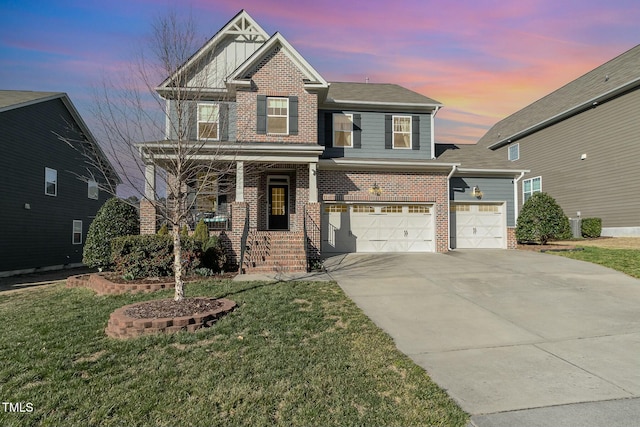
[157,223,168,235]
[83,198,139,270]
[516,192,571,245]
[180,224,190,238]
[202,235,227,272]
[193,219,209,244]
[582,217,602,238]
[111,235,202,279]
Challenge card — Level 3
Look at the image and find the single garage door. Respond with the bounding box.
[451,203,505,249]
[322,204,434,253]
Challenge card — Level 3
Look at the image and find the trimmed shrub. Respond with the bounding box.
[202,235,227,272]
[582,217,602,238]
[516,192,571,245]
[180,224,190,238]
[83,198,139,270]
[111,235,202,279]
[157,223,168,235]
[193,219,209,244]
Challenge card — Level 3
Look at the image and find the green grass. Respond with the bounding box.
[0,279,467,427]
[553,246,640,278]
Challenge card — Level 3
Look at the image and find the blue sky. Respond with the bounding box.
[1,0,639,144]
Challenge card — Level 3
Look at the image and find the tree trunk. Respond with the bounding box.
[173,226,184,301]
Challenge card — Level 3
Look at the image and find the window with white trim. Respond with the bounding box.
[333,113,353,147]
[508,143,519,161]
[523,176,542,202]
[72,220,83,245]
[393,116,412,149]
[325,204,347,213]
[197,103,219,140]
[267,97,288,134]
[88,180,99,200]
[45,167,57,196]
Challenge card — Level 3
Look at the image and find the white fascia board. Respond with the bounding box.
[227,32,328,87]
[488,77,640,150]
[455,167,530,176]
[328,99,443,109]
[150,153,322,163]
[319,158,459,171]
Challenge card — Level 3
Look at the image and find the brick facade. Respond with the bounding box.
[318,169,450,253]
[236,46,317,144]
[140,199,156,234]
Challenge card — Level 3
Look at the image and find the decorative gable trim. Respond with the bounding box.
[227,32,328,89]
[156,10,269,93]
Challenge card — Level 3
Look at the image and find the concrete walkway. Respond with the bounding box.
[324,250,640,427]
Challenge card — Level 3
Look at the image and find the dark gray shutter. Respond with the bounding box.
[325,113,333,147]
[353,114,361,149]
[256,95,266,134]
[412,115,420,150]
[385,115,392,149]
[289,96,298,135]
[220,103,229,141]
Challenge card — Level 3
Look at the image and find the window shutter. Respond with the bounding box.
[289,96,298,135]
[353,114,362,149]
[412,115,420,150]
[385,115,392,149]
[220,104,229,141]
[256,95,266,134]
[325,113,333,147]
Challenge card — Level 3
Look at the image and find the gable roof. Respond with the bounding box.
[227,31,328,89]
[156,9,269,92]
[0,90,120,184]
[322,82,442,111]
[479,44,640,150]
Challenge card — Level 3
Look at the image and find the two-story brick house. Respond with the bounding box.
[138,10,526,273]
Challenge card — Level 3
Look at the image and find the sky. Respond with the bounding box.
[1,0,639,146]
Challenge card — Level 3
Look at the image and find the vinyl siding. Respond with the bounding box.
[498,87,640,228]
[166,100,236,141]
[450,177,516,226]
[0,99,111,272]
[319,111,433,159]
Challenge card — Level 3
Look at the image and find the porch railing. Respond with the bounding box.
[304,207,321,271]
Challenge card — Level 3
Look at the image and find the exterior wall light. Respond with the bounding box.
[368,183,382,197]
[471,186,483,199]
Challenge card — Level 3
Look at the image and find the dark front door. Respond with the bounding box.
[268,184,289,230]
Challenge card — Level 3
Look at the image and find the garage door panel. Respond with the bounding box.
[452,204,505,249]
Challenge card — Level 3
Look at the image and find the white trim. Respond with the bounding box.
[319,158,459,171]
[392,115,412,149]
[326,99,442,109]
[45,167,57,196]
[514,171,526,222]
[266,97,289,135]
[508,143,520,161]
[88,179,98,200]
[72,220,83,245]
[523,176,542,202]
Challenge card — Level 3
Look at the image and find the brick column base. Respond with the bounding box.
[305,202,321,265]
[140,199,156,235]
[507,227,517,249]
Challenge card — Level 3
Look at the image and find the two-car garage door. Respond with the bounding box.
[322,204,434,253]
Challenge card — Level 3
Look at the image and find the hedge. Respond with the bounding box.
[582,218,602,238]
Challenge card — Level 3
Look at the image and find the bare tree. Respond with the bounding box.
[72,10,239,301]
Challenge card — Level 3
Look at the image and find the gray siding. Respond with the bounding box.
[0,99,111,272]
[450,177,516,226]
[167,100,236,141]
[319,111,433,159]
[497,88,640,228]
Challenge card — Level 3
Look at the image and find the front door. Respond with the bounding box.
[268,184,289,230]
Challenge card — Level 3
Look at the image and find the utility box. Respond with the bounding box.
[570,218,582,238]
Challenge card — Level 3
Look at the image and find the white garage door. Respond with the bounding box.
[322,204,434,253]
[451,203,505,249]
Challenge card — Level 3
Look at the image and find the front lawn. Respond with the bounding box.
[552,246,640,278]
[0,279,467,427]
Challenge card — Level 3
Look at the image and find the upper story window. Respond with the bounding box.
[523,176,542,202]
[72,220,83,245]
[508,143,520,161]
[45,167,57,196]
[333,113,353,147]
[88,180,99,200]
[198,104,219,140]
[393,116,412,149]
[267,97,288,134]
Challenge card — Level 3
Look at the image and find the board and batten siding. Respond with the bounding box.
[0,98,110,273]
[319,111,433,160]
[500,87,640,229]
[450,177,516,226]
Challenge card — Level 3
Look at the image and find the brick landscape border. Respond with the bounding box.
[66,274,175,295]
[105,298,237,339]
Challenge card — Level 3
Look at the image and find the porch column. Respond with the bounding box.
[308,162,318,203]
[140,162,157,234]
[236,161,244,202]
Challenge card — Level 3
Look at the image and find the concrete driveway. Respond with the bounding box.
[325,250,640,426]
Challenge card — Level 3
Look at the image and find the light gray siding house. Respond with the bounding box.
[474,44,640,236]
[0,91,119,276]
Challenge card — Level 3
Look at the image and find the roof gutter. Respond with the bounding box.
[447,164,457,251]
[488,76,640,150]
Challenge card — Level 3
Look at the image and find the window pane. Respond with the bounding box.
[45,167,57,196]
[73,221,82,244]
[88,180,98,200]
[198,122,219,139]
[268,116,287,134]
[335,131,352,147]
[523,180,532,193]
[394,133,411,148]
[532,177,541,192]
[198,104,218,121]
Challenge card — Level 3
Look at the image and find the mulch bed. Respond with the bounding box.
[124,298,225,319]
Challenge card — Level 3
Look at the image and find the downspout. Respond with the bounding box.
[431,106,441,160]
[447,165,458,251]
[513,171,526,222]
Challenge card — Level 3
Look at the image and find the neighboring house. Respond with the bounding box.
[138,10,526,273]
[472,44,640,236]
[0,91,119,276]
